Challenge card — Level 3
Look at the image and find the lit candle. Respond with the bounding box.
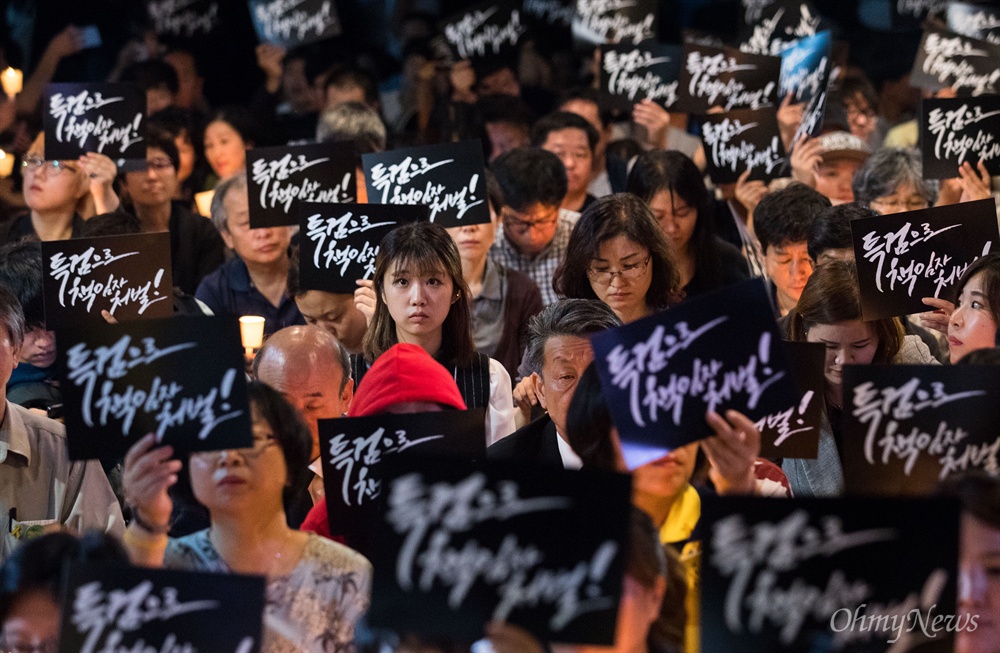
[194,190,215,217]
[0,151,13,178]
[1,67,22,96]
[239,315,266,357]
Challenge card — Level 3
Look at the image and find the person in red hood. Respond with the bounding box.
[299,342,467,538]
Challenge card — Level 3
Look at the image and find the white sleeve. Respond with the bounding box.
[485,358,515,447]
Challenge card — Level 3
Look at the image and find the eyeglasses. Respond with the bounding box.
[21,156,76,177]
[869,196,929,212]
[503,209,560,234]
[845,103,876,123]
[0,635,58,653]
[587,256,651,285]
[192,435,278,461]
[141,157,175,172]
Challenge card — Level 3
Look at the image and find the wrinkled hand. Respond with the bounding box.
[703,409,759,495]
[123,434,181,529]
[485,622,546,653]
[777,93,804,152]
[44,25,84,61]
[512,373,540,410]
[354,279,376,326]
[633,99,671,149]
[958,160,992,203]
[918,297,954,335]
[789,134,823,188]
[735,169,769,217]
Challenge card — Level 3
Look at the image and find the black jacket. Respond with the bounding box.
[487,414,563,466]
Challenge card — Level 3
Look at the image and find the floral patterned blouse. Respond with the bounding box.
[165,530,372,652]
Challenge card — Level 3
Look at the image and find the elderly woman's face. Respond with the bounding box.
[868,182,929,215]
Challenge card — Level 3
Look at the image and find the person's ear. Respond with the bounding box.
[532,372,547,411]
[340,378,355,415]
[220,227,235,250]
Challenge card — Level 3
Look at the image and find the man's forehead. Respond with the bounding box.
[543,334,594,365]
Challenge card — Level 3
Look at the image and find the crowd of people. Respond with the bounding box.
[0,2,999,653]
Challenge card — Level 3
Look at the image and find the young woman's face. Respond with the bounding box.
[381,259,457,344]
[204,120,248,180]
[446,205,499,266]
[949,272,998,364]
[632,441,699,504]
[648,190,697,255]
[805,320,879,399]
[588,235,653,320]
[22,140,88,214]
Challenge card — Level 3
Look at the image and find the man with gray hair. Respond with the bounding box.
[195,171,303,336]
[488,299,621,467]
[253,325,353,526]
[316,101,387,205]
[0,287,124,561]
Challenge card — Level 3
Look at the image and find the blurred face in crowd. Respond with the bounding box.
[813,157,861,205]
[485,121,529,162]
[174,130,196,184]
[22,135,88,215]
[949,273,997,364]
[502,203,560,256]
[446,205,500,268]
[294,290,368,354]
[204,120,248,180]
[220,189,291,267]
[325,82,367,110]
[0,590,60,653]
[632,442,699,507]
[765,240,813,315]
[815,247,855,267]
[146,84,175,114]
[477,67,519,96]
[164,50,204,110]
[588,235,653,322]
[805,320,878,404]
[843,92,878,144]
[956,512,1000,653]
[381,260,457,346]
[560,98,607,171]
[283,57,320,112]
[534,334,593,439]
[540,128,592,199]
[20,326,56,369]
[123,147,178,209]
[648,190,697,255]
[868,182,929,215]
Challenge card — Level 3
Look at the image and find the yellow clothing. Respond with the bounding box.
[659,485,702,653]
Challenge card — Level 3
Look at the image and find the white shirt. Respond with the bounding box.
[556,431,583,470]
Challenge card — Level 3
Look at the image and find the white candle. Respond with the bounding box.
[194,190,215,217]
[0,151,13,178]
[239,315,266,356]
[1,68,22,96]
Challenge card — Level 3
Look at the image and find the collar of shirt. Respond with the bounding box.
[0,402,31,465]
[479,258,503,302]
[555,430,583,470]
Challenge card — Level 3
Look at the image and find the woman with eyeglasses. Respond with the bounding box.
[0,133,120,245]
[553,193,682,324]
[121,380,372,651]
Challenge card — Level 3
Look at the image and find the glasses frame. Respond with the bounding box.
[21,156,77,177]
[191,435,279,461]
[503,208,560,235]
[586,255,652,285]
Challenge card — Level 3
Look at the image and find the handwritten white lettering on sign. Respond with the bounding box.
[328,427,444,506]
[851,378,999,479]
[370,157,483,222]
[148,0,220,37]
[445,8,527,60]
[603,50,678,105]
[710,510,897,644]
[48,249,169,316]
[385,472,618,629]
[524,0,575,27]
[304,211,394,278]
[254,0,338,42]
[702,119,785,176]
[861,221,993,297]
[781,55,828,101]
[898,0,948,19]
[576,0,655,44]
[950,8,1000,45]
[251,154,351,212]
[927,103,1000,166]
[755,390,816,448]
[686,52,775,110]
[70,580,254,653]
[922,34,1000,96]
[65,335,243,439]
[605,318,786,428]
[742,0,777,24]
[49,91,142,153]
[742,6,821,56]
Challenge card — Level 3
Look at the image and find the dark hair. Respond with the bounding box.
[148,105,205,156]
[119,59,180,95]
[531,111,600,153]
[566,363,618,470]
[490,147,567,212]
[525,299,622,376]
[554,193,682,310]
[323,65,379,106]
[477,93,535,129]
[955,347,1000,365]
[788,259,904,362]
[627,507,667,589]
[807,203,875,262]
[0,242,44,328]
[937,472,1000,529]
[852,148,933,207]
[0,532,127,622]
[363,222,475,367]
[953,252,1000,331]
[0,285,25,350]
[484,170,504,217]
[78,211,143,238]
[287,245,304,297]
[559,87,614,128]
[826,72,880,132]
[206,106,260,148]
[143,126,181,171]
[753,183,831,252]
[627,150,728,287]
[246,380,312,499]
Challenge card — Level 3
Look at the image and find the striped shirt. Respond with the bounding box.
[489,209,578,306]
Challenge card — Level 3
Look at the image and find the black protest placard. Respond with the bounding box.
[591,278,798,469]
[367,458,631,644]
[779,31,832,140]
[910,28,1000,97]
[675,44,780,114]
[41,233,173,328]
[299,203,429,294]
[850,199,1000,320]
[522,0,574,51]
[841,364,1000,496]
[572,0,657,46]
[57,316,252,461]
[948,2,1000,46]
[701,495,960,653]
[363,140,489,228]
[600,43,682,110]
[43,83,145,160]
[246,142,356,228]
[319,408,486,556]
[700,109,787,185]
[147,0,222,39]
[442,1,527,67]
[892,0,949,29]
[59,562,265,653]
[921,95,1000,179]
[738,0,826,57]
[249,0,341,47]
[756,341,824,460]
